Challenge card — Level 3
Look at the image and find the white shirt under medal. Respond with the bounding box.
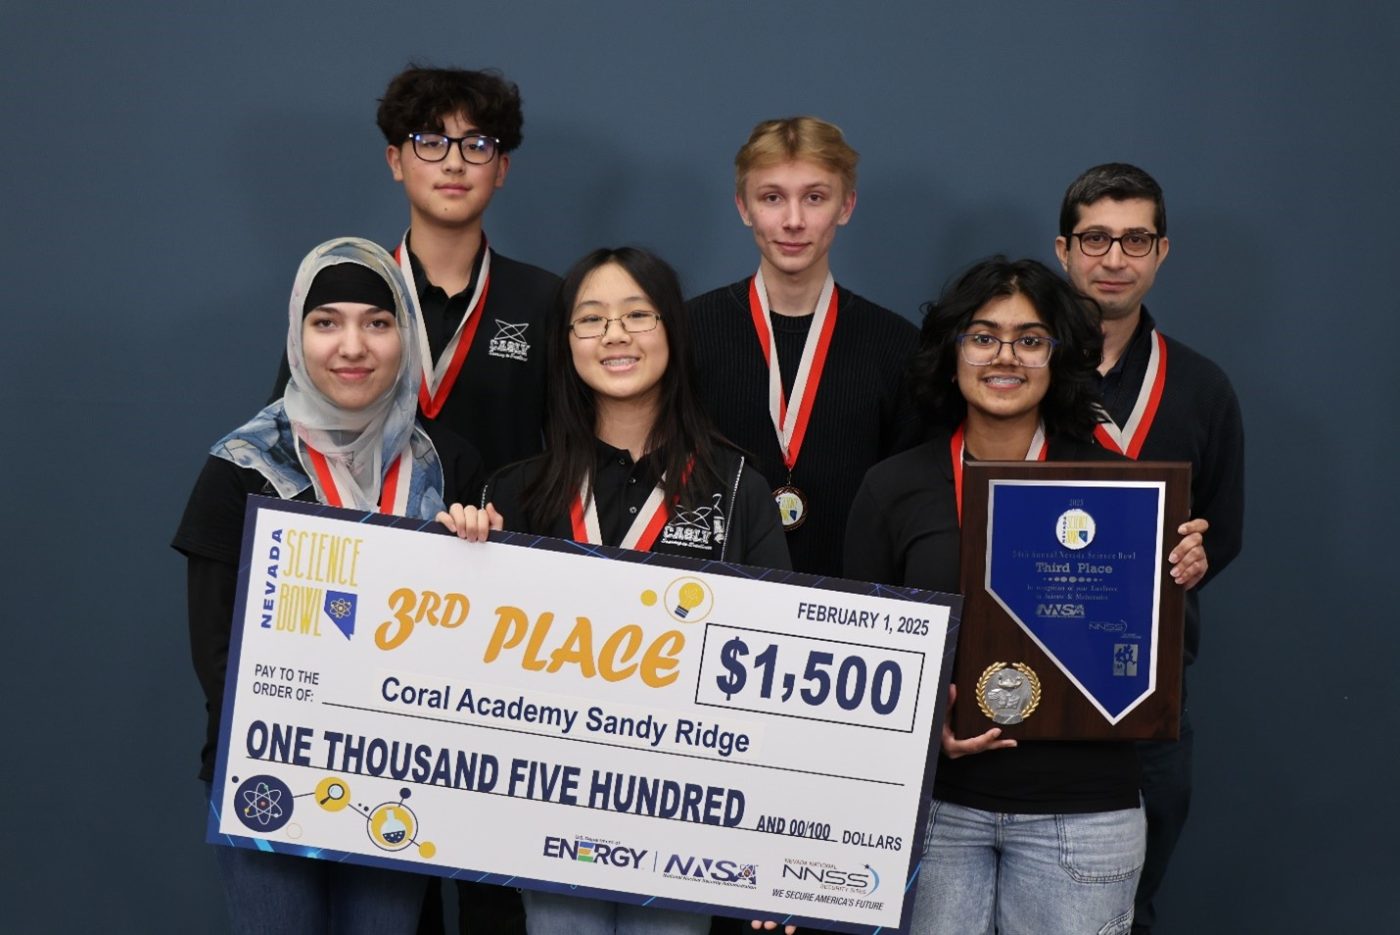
[747,268,839,532]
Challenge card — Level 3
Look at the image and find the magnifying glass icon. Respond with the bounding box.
[315,777,350,811]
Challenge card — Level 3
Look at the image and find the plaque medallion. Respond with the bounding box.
[975,661,1042,725]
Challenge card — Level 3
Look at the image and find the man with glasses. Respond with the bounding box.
[273,65,558,479]
[1055,163,1245,935]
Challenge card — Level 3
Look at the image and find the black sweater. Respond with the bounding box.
[845,433,1140,814]
[1098,309,1245,665]
[687,279,921,578]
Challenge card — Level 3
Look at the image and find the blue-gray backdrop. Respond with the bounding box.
[3,2,1396,932]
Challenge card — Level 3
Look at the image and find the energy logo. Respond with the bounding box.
[542,835,650,869]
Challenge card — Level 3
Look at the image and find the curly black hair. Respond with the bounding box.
[376,64,524,152]
[910,256,1105,440]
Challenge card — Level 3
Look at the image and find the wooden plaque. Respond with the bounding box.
[953,461,1190,741]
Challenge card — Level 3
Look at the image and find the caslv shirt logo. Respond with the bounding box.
[488,319,530,361]
[660,494,726,550]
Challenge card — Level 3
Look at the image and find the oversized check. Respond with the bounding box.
[211,497,959,933]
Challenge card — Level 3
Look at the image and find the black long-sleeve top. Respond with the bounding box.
[482,440,791,571]
[1098,309,1245,664]
[845,433,1141,814]
[687,279,922,578]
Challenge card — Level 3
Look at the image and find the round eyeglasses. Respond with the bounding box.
[569,311,662,339]
[956,332,1057,368]
[1067,230,1161,258]
[408,132,500,165]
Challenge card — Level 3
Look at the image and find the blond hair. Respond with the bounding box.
[734,116,859,197]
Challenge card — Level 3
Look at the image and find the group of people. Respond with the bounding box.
[173,64,1244,935]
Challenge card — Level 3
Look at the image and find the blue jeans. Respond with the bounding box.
[908,799,1146,935]
[522,889,710,935]
[215,843,426,935]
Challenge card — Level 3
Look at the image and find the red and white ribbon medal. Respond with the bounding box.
[950,421,1047,525]
[304,445,413,515]
[748,268,839,531]
[569,479,671,552]
[1094,329,1167,459]
[394,234,493,419]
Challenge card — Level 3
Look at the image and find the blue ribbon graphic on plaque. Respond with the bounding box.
[986,481,1164,723]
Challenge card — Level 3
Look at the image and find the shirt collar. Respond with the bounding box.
[404,236,488,300]
[1103,306,1157,380]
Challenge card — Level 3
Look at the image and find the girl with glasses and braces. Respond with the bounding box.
[845,256,1208,935]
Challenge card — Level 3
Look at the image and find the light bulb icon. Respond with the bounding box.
[675,582,705,618]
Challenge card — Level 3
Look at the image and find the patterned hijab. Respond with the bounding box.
[211,237,445,519]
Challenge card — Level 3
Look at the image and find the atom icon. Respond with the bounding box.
[232,774,294,833]
[243,782,283,825]
[328,598,352,619]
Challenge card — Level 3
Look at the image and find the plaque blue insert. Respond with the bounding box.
[986,481,1163,723]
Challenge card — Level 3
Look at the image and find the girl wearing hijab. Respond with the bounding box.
[844,257,1207,935]
[438,247,793,935]
[173,237,482,935]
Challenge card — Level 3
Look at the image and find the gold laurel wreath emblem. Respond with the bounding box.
[974,661,1042,724]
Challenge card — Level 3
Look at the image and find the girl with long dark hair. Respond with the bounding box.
[438,246,792,935]
[441,246,788,568]
[845,256,1207,934]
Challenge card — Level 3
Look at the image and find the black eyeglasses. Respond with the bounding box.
[408,132,501,165]
[956,332,1058,368]
[1067,230,1161,258]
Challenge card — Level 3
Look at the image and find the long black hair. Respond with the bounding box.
[521,247,725,528]
[909,256,1105,440]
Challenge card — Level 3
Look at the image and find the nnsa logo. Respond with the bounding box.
[1036,603,1085,618]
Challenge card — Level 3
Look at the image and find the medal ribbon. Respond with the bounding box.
[1093,329,1167,459]
[568,456,696,552]
[950,421,1047,525]
[394,234,493,418]
[304,444,412,515]
[747,269,839,472]
[569,479,671,552]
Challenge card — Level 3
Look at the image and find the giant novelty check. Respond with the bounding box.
[212,497,958,933]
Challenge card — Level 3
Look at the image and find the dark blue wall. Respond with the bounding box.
[3,3,1396,930]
